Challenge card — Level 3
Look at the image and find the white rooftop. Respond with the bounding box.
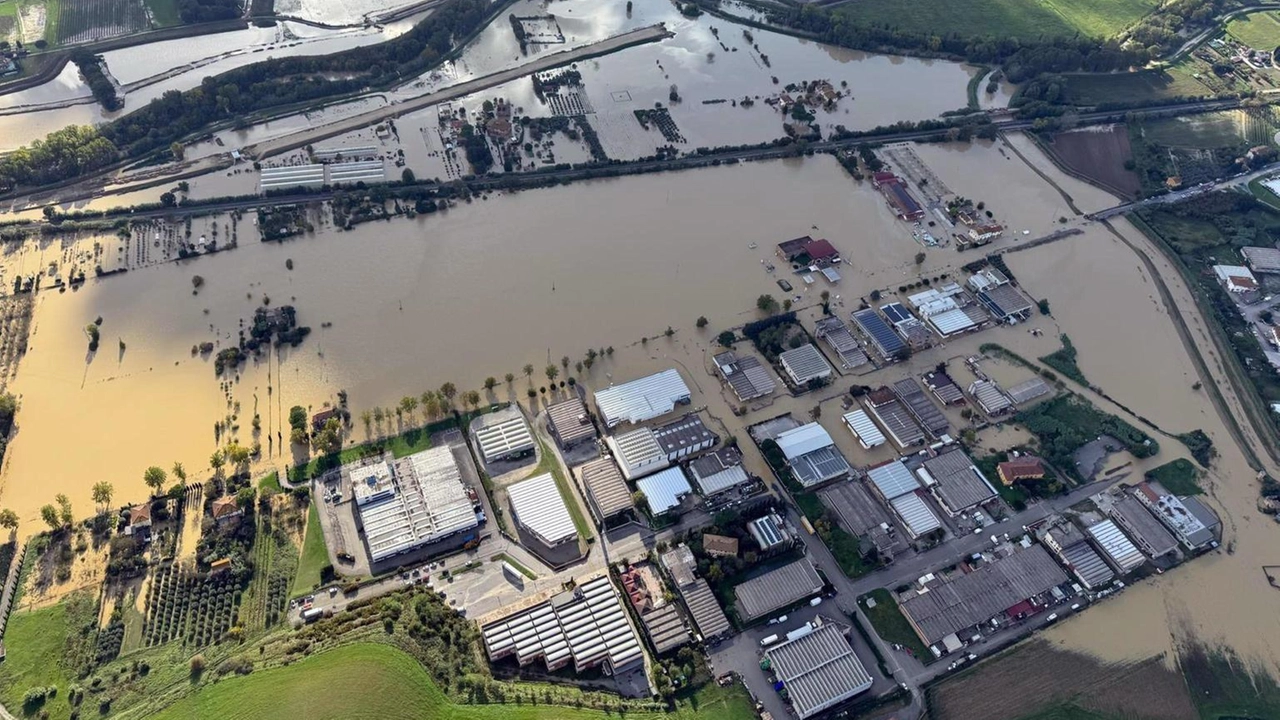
[473,408,535,462]
[776,423,836,460]
[359,447,479,563]
[594,369,691,427]
[866,460,920,500]
[842,409,886,449]
[508,473,578,546]
[637,467,693,515]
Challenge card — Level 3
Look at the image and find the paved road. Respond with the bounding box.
[1088,160,1280,220]
[242,24,673,159]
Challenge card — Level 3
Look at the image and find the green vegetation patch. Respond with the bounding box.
[145,0,181,26]
[1181,642,1280,719]
[1063,66,1211,106]
[0,591,99,717]
[257,471,281,492]
[835,0,1157,42]
[291,502,329,597]
[1016,394,1157,481]
[858,589,932,663]
[1144,458,1204,495]
[1038,334,1087,386]
[1227,10,1280,50]
[795,493,873,578]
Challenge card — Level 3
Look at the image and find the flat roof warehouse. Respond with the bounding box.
[353,447,479,564]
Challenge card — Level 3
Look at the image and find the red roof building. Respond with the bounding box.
[997,457,1045,486]
[802,238,839,263]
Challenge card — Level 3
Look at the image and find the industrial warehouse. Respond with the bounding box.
[734,557,824,622]
[594,369,691,427]
[351,447,480,565]
[507,473,578,551]
[480,574,644,679]
[774,423,852,488]
[762,619,873,719]
[471,406,535,465]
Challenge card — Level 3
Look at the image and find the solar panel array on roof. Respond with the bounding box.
[734,558,824,621]
[889,493,941,538]
[595,369,691,427]
[892,378,949,437]
[780,344,833,386]
[842,409,886,449]
[852,308,906,359]
[482,575,643,673]
[899,546,1069,645]
[507,473,578,546]
[791,446,852,487]
[637,467,693,515]
[546,396,597,447]
[1087,520,1145,572]
[579,457,634,522]
[764,622,873,719]
[867,460,920,500]
[879,302,914,325]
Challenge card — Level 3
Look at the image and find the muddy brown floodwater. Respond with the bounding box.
[3,135,1280,683]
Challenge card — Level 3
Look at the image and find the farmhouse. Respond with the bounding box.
[713,351,777,402]
[1212,264,1260,293]
[779,343,834,386]
[507,473,578,548]
[762,619,873,719]
[210,496,243,525]
[702,534,739,558]
[776,236,840,265]
[594,369,691,428]
[967,224,1004,243]
[546,396,597,449]
[996,456,1045,485]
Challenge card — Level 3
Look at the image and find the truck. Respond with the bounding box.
[302,607,324,623]
[809,597,822,607]
[501,561,524,584]
[760,634,780,647]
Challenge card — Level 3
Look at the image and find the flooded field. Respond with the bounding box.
[3,129,1280,691]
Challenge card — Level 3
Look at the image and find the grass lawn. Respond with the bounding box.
[795,492,874,578]
[144,0,181,26]
[387,427,432,458]
[490,553,536,579]
[858,589,933,663]
[531,435,592,540]
[1144,458,1203,495]
[291,501,328,597]
[258,471,281,492]
[836,0,1156,41]
[0,603,75,718]
[42,0,62,45]
[149,642,752,720]
[1227,11,1280,50]
[1064,66,1211,105]
[1038,334,1087,386]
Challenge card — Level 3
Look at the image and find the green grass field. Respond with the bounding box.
[1064,66,1211,105]
[150,643,753,720]
[144,0,179,26]
[291,501,329,597]
[1144,458,1203,495]
[258,471,281,492]
[1227,11,1280,50]
[836,0,1157,41]
[0,603,75,718]
[858,589,932,663]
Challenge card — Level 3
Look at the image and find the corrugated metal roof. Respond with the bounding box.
[680,578,731,638]
[892,378,949,437]
[927,308,976,337]
[637,467,692,515]
[899,546,1069,645]
[920,449,996,513]
[776,423,835,460]
[866,398,926,448]
[547,396,597,446]
[579,457,633,520]
[889,493,941,538]
[1086,520,1145,572]
[765,622,873,719]
[607,428,669,480]
[688,448,750,495]
[594,369,691,427]
[660,545,697,588]
[1007,377,1051,405]
[473,408,535,462]
[641,603,690,654]
[843,409,886,448]
[359,447,478,563]
[508,473,578,546]
[734,558,824,621]
[1108,494,1178,558]
[968,380,1012,414]
[814,317,870,370]
[713,352,776,401]
[653,414,717,457]
[1061,541,1114,588]
[867,460,920,500]
[780,344,833,385]
[791,446,852,488]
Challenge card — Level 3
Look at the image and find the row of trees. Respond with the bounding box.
[70,52,122,111]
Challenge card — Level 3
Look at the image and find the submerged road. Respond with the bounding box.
[242,23,673,160]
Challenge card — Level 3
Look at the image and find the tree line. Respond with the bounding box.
[71,52,122,111]
[0,0,493,192]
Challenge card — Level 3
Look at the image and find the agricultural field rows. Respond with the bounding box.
[835,0,1158,42]
[142,563,240,647]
